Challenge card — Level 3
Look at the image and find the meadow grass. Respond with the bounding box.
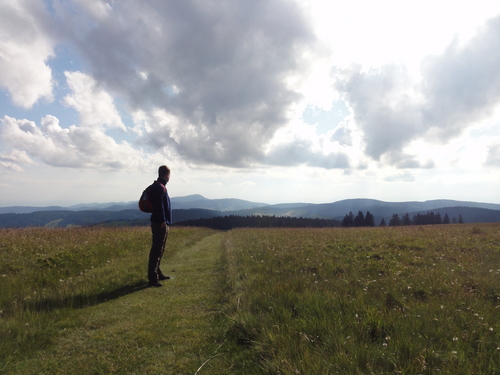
[1,223,499,374]
[215,224,500,374]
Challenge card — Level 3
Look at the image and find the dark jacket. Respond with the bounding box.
[149,177,172,225]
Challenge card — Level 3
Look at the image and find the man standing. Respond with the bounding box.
[148,165,172,287]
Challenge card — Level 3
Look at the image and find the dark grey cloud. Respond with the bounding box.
[51,0,318,168]
[331,125,353,146]
[384,151,435,169]
[336,14,500,166]
[266,138,350,169]
[420,16,500,140]
[335,64,424,160]
[485,143,500,167]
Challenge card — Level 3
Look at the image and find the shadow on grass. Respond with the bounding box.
[24,281,149,313]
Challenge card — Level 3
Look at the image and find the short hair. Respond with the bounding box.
[158,165,170,178]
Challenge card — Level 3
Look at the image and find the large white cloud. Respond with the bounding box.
[335,14,500,167]
[48,0,326,168]
[0,0,55,108]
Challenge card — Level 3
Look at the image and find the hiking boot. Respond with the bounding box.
[148,281,162,287]
[159,274,171,280]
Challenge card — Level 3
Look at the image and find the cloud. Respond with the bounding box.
[331,125,353,146]
[0,149,33,171]
[62,71,125,130]
[384,171,415,183]
[335,64,424,161]
[420,15,500,140]
[335,14,500,166]
[0,0,55,108]
[233,181,256,188]
[0,115,150,170]
[265,138,350,169]
[49,0,316,167]
[3,1,499,175]
[383,151,435,169]
[485,142,500,167]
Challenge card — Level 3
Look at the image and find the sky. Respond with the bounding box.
[1,0,500,207]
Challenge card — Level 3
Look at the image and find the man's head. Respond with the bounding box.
[158,165,171,182]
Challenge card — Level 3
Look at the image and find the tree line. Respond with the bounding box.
[341,211,375,227]
[176,211,465,230]
[342,211,464,227]
[176,215,341,230]
[387,212,464,226]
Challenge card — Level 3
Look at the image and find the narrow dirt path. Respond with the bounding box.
[14,231,228,375]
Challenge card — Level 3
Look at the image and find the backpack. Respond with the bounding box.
[139,181,167,214]
[138,181,165,213]
[138,184,154,213]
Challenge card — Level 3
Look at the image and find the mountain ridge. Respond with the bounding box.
[2,195,500,214]
[1,196,500,228]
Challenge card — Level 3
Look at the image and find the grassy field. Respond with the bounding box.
[1,224,499,374]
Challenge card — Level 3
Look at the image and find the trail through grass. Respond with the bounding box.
[1,229,227,375]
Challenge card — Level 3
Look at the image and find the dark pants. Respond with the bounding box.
[148,222,169,282]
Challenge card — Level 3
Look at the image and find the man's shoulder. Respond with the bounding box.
[149,180,166,194]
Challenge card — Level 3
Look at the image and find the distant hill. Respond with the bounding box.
[0,210,148,228]
[0,197,499,228]
[171,195,270,211]
[230,199,500,222]
[0,206,70,214]
[0,208,221,228]
[0,195,268,214]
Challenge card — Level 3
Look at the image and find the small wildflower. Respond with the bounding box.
[489,327,494,332]
[453,337,459,342]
